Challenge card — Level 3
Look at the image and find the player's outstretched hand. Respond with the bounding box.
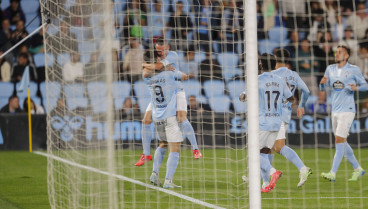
[297,107,305,118]
[320,77,328,84]
[348,84,358,91]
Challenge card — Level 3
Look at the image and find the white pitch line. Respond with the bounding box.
[34,151,226,209]
[205,196,368,201]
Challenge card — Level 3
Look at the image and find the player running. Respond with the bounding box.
[320,45,367,181]
[240,53,294,193]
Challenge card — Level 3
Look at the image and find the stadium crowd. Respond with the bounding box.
[0,0,368,114]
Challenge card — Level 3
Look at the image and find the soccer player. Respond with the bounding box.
[266,48,312,188]
[320,45,367,181]
[142,50,190,188]
[240,53,294,193]
[135,37,202,166]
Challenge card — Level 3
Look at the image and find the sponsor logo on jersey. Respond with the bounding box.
[333,80,344,91]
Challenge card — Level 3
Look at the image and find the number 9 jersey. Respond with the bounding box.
[144,70,184,121]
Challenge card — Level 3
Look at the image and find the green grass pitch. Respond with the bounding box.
[0,149,367,209]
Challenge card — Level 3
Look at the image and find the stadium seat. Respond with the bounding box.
[227,80,246,99]
[208,96,231,113]
[78,41,98,53]
[113,81,131,98]
[66,97,88,110]
[194,52,206,64]
[0,82,14,98]
[182,80,202,98]
[21,0,40,14]
[268,26,289,43]
[57,53,71,67]
[64,83,86,98]
[203,79,225,98]
[87,82,107,98]
[137,97,151,114]
[233,97,247,113]
[34,53,55,68]
[16,81,38,98]
[40,81,61,100]
[0,97,8,109]
[80,54,91,65]
[133,80,150,99]
[89,97,108,114]
[217,53,242,80]
[258,39,283,54]
[43,97,58,113]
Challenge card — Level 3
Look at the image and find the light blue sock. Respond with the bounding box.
[152,147,166,174]
[331,143,344,173]
[142,124,152,156]
[344,142,360,170]
[260,154,270,182]
[268,154,274,165]
[165,152,180,180]
[179,119,199,150]
[280,146,305,170]
[260,154,272,174]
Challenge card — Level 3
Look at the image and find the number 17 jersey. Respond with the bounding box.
[144,70,183,121]
[258,72,293,131]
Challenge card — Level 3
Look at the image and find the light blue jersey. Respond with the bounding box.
[271,67,310,123]
[144,70,183,121]
[160,51,184,91]
[258,72,293,131]
[322,63,368,113]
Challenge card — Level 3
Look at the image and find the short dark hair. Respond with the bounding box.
[274,48,290,64]
[18,52,28,60]
[259,53,276,71]
[155,37,166,46]
[143,49,158,63]
[337,45,351,57]
[8,95,18,103]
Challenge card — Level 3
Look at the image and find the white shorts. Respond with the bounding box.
[259,131,278,149]
[276,122,288,140]
[154,116,183,143]
[332,112,355,138]
[146,91,187,112]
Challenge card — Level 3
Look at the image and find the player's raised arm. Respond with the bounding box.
[296,75,310,118]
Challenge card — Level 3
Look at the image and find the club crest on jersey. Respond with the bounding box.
[333,80,344,91]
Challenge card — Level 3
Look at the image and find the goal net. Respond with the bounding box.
[41,0,368,208]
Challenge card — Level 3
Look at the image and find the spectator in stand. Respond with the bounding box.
[167,1,193,51]
[339,25,359,61]
[10,20,28,47]
[50,98,66,116]
[0,51,11,82]
[346,2,368,40]
[0,19,12,50]
[62,52,83,82]
[306,91,330,114]
[195,0,214,52]
[28,26,45,54]
[3,0,26,26]
[69,0,93,27]
[332,14,347,42]
[187,95,211,114]
[147,0,166,39]
[11,52,37,83]
[285,30,300,59]
[122,37,144,82]
[315,38,335,81]
[23,99,45,114]
[307,9,331,43]
[360,98,368,114]
[48,20,78,54]
[122,0,147,40]
[0,95,23,113]
[198,52,223,83]
[179,50,198,79]
[350,43,368,81]
[119,97,140,119]
[294,39,319,95]
[279,0,307,30]
[218,0,242,53]
[84,51,105,82]
[324,0,338,27]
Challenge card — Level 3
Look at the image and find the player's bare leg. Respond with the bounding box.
[177,111,202,159]
[135,110,153,166]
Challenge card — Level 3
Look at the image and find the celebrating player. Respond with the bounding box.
[266,48,312,188]
[135,37,202,166]
[320,45,367,181]
[240,53,294,193]
[142,50,190,188]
